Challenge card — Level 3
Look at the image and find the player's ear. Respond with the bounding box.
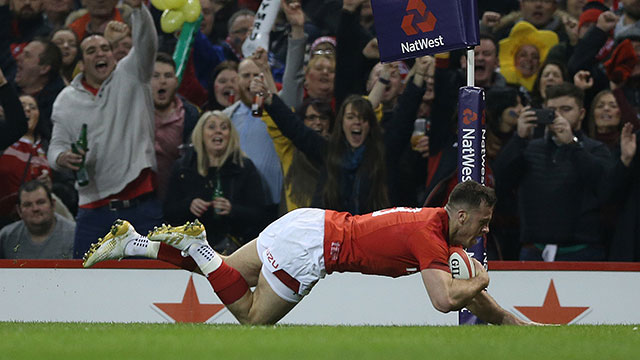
[458,209,467,225]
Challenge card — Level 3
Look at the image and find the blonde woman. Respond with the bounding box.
[163,111,266,254]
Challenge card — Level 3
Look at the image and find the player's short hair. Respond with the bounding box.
[447,180,496,209]
[18,179,53,206]
[545,82,584,108]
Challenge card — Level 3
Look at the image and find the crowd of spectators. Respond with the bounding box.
[1,0,640,262]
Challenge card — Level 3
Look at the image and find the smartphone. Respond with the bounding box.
[532,108,555,125]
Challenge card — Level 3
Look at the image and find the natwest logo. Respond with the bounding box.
[401,0,437,36]
[462,108,478,125]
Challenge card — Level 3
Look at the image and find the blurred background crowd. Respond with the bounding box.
[1,0,640,262]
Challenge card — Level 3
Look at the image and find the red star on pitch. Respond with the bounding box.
[515,279,589,324]
[154,275,225,323]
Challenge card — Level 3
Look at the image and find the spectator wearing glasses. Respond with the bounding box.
[264,97,334,211]
[222,9,254,63]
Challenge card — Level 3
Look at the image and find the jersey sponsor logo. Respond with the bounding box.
[372,207,422,217]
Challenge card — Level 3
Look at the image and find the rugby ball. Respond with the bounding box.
[448,247,476,279]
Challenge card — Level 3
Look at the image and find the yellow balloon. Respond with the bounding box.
[165,0,187,9]
[160,9,185,33]
[180,0,201,23]
[150,0,169,11]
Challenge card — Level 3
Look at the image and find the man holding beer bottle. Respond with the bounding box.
[47,0,161,258]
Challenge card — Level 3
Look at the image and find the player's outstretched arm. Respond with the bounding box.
[421,267,489,313]
[465,290,531,325]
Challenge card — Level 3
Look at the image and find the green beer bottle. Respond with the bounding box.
[213,171,223,217]
[71,123,89,187]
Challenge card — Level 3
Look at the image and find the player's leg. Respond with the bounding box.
[226,270,297,324]
[82,219,160,267]
[82,219,197,272]
[223,239,261,286]
[155,231,295,324]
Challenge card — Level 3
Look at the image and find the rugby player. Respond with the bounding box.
[83,180,530,325]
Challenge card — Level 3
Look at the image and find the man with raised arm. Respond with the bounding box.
[47,0,160,259]
[83,180,531,326]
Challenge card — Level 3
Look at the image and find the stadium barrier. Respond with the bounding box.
[1,260,638,325]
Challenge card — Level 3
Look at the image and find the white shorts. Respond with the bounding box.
[256,208,327,303]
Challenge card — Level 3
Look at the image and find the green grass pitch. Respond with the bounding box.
[0,323,638,360]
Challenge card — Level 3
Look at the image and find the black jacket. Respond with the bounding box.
[27,74,65,142]
[0,83,27,152]
[493,131,612,246]
[163,148,266,250]
[607,132,640,261]
[180,95,200,145]
[334,8,376,108]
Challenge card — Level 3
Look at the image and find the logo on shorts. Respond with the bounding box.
[401,0,437,36]
[265,249,279,269]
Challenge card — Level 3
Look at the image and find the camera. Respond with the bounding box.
[532,108,555,125]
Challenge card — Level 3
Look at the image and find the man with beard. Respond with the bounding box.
[0,180,74,259]
[223,54,282,228]
[151,52,200,201]
[493,83,612,261]
[2,0,52,50]
[47,0,160,259]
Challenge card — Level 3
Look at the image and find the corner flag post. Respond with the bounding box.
[369,0,484,325]
[457,46,487,325]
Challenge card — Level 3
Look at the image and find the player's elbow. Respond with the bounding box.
[431,297,458,313]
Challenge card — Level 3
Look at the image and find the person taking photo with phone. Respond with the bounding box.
[493,82,612,261]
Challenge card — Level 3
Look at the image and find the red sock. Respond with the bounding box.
[206,261,249,305]
[157,242,198,272]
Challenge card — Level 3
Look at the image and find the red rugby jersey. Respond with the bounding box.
[323,207,451,277]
